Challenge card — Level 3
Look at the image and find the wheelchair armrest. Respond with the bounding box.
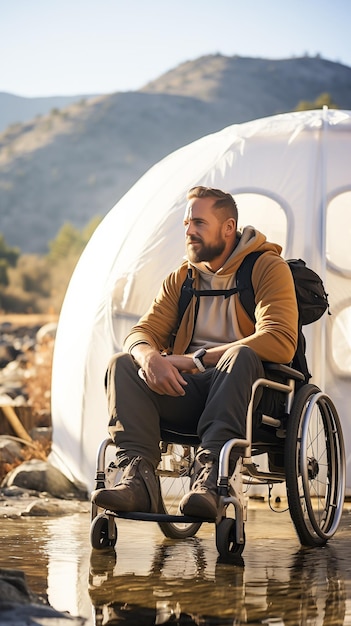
[263,362,305,382]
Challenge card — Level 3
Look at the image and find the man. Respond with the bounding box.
[92,186,298,519]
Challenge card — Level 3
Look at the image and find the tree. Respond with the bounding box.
[0,233,20,286]
[0,216,103,312]
[0,259,9,287]
[47,222,83,263]
[47,217,102,263]
[17,255,52,296]
[81,215,102,245]
[0,233,20,266]
[295,92,339,111]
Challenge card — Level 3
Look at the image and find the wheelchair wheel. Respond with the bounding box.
[157,443,202,539]
[91,513,117,550]
[216,518,245,558]
[285,384,345,547]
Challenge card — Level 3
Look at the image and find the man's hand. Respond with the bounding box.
[131,345,191,396]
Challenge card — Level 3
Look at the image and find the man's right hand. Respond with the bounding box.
[131,344,188,396]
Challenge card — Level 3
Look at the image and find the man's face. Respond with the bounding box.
[183,196,226,264]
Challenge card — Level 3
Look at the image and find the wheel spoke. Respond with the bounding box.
[157,443,202,539]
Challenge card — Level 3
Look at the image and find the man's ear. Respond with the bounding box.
[224,218,236,237]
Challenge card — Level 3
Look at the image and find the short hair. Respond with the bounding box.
[187,186,238,222]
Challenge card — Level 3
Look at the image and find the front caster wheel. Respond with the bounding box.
[216,518,245,558]
[90,514,117,550]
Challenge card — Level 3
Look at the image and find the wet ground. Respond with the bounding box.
[1,500,351,625]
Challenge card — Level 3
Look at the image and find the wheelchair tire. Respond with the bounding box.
[216,518,245,558]
[285,384,345,547]
[91,514,117,550]
[157,443,202,539]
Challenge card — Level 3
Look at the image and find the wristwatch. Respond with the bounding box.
[192,348,207,372]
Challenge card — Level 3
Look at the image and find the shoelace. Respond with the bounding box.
[115,456,142,486]
[192,462,214,491]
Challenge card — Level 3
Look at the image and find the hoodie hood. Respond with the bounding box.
[188,226,283,276]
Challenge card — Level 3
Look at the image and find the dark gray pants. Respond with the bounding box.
[105,345,268,468]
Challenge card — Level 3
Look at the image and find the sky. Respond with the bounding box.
[1,0,351,98]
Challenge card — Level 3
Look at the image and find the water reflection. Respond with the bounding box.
[0,508,351,625]
[89,517,350,625]
[0,513,93,620]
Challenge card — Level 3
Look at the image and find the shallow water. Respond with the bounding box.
[1,504,351,625]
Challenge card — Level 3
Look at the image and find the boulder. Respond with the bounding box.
[0,568,85,624]
[0,568,32,605]
[1,459,87,500]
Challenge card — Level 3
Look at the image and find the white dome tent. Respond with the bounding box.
[50,109,351,494]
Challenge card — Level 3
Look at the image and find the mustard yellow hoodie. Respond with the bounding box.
[124,227,298,364]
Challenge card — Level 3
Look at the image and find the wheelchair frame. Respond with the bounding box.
[90,363,346,559]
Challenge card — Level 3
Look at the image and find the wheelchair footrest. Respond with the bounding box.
[104,510,214,523]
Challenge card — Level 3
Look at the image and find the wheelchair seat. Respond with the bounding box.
[90,362,346,560]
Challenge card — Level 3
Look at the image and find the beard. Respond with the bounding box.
[187,237,226,263]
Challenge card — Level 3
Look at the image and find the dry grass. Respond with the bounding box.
[0,319,55,482]
[24,335,54,426]
[0,439,50,483]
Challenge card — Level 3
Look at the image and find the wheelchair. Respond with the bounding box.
[90,362,346,559]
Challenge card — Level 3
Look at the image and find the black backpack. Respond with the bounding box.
[177,253,330,384]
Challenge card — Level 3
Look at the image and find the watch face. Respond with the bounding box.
[195,349,206,358]
[193,349,206,371]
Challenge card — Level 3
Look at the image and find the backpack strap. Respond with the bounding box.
[177,270,240,339]
[235,251,264,319]
[177,251,263,328]
[178,268,195,322]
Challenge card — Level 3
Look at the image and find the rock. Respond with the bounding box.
[0,321,45,406]
[0,568,85,624]
[1,459,88,500]
[22,500,65,516]
[21,498,90,516]
[0,485,37,498]
[0,568,32,605]
[0,345,20,368]
[0,437,24,463]
[0,605,85,625]
[0,485,90,518]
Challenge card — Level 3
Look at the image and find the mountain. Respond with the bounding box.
[1,54,351,254]
[0,92,98,133]
[142,55,351,120]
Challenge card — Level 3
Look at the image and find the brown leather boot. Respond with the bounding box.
[91,456,159,513]
[179,453,219,519]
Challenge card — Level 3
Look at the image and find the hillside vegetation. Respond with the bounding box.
[0,217,101,314]
[0,54,350,313]
[1,54,350,256]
